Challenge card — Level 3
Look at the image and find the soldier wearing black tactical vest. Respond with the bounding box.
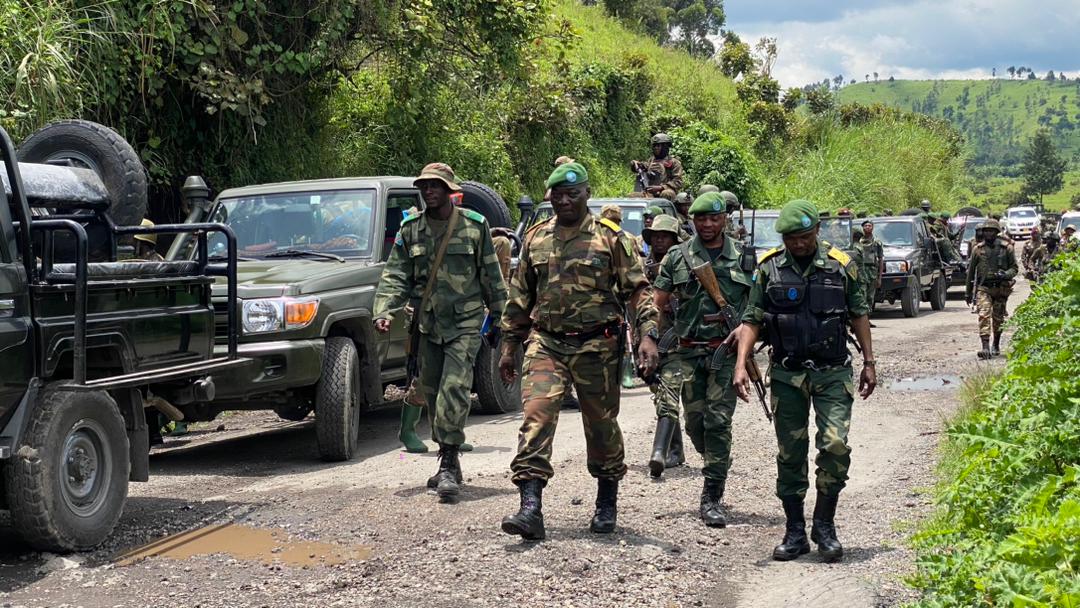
[733,199,877,564]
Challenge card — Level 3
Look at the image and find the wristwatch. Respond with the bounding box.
[862,359,876,367]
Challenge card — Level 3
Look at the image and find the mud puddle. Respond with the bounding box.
[116,524,371,567]
[887,375,962,390]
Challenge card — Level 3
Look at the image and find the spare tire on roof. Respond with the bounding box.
[18,120,147,227]
[954,206,984,218]
[900,208,922,216]
[459,181,512,228]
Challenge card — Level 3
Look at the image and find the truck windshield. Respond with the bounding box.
[820,217,853,249]
[751,215,781,249]
[209,190,377,258]
[872,221,915,246]
[1008,209,1037,219]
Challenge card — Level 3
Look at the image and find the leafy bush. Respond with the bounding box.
[909,249,1080,607]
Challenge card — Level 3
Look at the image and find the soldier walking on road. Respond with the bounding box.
[630,133,685,200]
[499,162,659,540]
[653,193,754,526]
[373,163,507,502]
[853,220,884,311]
[1021,229,1045,279]
[733,199,877,563]
[640,214,686,478]
[964,219,1017,359]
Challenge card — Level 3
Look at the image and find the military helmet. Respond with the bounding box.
[651,133,673,145]
[674,191,692,205]
[920,199,932,211]
[982,219,1001,232]
[697,184,720,195]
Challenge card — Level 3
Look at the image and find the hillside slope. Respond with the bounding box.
[838,79,1080,166]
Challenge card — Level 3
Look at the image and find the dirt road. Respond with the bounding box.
[0,281,1028,608]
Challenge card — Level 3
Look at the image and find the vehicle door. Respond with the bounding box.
[915,219,936,287]
[0,198,34,433]
[378,189,422,368]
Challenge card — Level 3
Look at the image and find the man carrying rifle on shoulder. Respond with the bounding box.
[733,199,876,564]
[373,163,507,503]
[652,192,756,528]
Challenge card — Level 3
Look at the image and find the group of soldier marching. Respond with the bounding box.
[370,133,882,564]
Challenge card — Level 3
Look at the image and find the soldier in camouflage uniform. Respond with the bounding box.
[965,219,1017,359]
[653,193,753,526]
[734,199,876,563]
[374,163,507,502]
[853,220,884,311]
[630,133,685,201]
[640,214,686,477]
[719,191,747,240]
[1021,229,1045,279]
[635,206,661,258]
[499,162,659,540]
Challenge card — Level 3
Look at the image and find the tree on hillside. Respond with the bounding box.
[832,74,844,91]
[781,87,803,111]
[601,0,671,42]
[1046,70,1057,81]
[992,67,997,77]
[888,75,895,82]
[1007,66,1016,78]
[805,85,834,114]
[1021,129,1067,205]
[718,34,753,78]
[602,0,724,57]
[1028,71,1037,80]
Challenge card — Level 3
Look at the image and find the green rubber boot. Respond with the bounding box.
[399,405,428,453]
[621,355,635,389]
[460,442,473,452]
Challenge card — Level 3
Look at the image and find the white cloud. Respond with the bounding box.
[723,0,1080,88]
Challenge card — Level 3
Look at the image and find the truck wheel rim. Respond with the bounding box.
[60,418,112,518]
[43,150,102,175]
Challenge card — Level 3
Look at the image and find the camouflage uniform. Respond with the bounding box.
[965,235,1017,338]
[502,214,657,483]
[641,215,682,423]
[492,234,512,281]
[743,240,868,499]
[654,234,752,483]
[852,234,883,307]
[374,207,507,447]
[645,156,684,200]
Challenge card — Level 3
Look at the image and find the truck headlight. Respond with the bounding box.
[242,297,320,334]
[885,260,909,274]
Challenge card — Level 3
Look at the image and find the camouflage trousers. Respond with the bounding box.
[652,356,683,422]
[416,332,481,447]
[770,365,854,499]
[859,273,877,311]
[510,337,625,483]
[976,286,1011,337]
[674,349,738,483]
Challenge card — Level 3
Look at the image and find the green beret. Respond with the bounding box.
[688,192,728,216]
[645,205,664,216]
[546,162,589,190]
[775,199,820,234]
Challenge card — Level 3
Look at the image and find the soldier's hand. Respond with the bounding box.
[629,160,640,171]
[499,352,519,384]
[721,326,742,350]
[733,366,751,402]
[646,186,663,195]
[637,336,659,378]
[374,318,392,333]
[858,363,877,399]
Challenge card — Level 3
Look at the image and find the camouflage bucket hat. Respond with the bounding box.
[134,218,157,245]
[600,203,622,222]
[414,162,462,191]
[642,214,682,243]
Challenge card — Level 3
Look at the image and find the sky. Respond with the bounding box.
[723,0,1080,88]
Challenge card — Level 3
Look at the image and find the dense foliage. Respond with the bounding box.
[909,249,1080,607]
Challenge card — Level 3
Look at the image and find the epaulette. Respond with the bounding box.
[599,218,622,234]
[757,247,783,263]
[827,247,852,266]
[461,209,486,223]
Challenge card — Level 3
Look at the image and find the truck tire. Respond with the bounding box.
[955,206,984,218]
[901,278,921,318]
[315,337,362,462]
[3,390,129,551]
[900,208,922,216]
[460,181,512,228]
[17,120,148,227]
[473,342,523,415]
[929,274,947,310]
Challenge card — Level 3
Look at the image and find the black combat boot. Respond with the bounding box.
[991,332,1002,356]
[589,478,619,533]
[501,479,546,541]
[433,444,462,501]
[809,491,844,563]
[648,417,676,478]
[773,496,811,561]
[978,337,992,360]
[665,424,686,469]
[699,478,727,528]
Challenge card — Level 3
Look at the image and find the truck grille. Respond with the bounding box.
[212,299,236,343]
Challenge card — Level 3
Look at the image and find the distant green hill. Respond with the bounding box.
[838,79,1080,167]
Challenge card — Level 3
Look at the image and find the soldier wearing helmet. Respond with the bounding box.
[965,219,1017,359]
[630,133,684,201]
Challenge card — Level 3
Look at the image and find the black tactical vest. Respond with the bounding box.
[762,255,850,366]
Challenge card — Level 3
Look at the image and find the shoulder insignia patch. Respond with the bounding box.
[827,247,852,266]
[599,218,622,234]
[462,209,486,223]
[400,213,420,226]
[758,247,783,263]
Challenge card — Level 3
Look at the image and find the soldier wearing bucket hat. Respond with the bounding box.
[652,192,753,525]
[733,199,876,564]
[134,218,164,262]
[374,162,507,502]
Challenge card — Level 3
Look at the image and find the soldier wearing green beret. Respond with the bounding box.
[652,192,753,526]
[374,162,508,502]
[500,162,660,540]
[733,199,876,563]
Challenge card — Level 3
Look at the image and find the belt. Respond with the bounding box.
[538,322,620,342]
[773,355,851,372]
[679,338,726,349]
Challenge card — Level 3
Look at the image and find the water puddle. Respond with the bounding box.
[116,524,371,567]
[887,375,962,391]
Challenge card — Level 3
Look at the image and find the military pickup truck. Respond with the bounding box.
[869,215,951,317]
[0,121,245,550]
[168,177,522,462]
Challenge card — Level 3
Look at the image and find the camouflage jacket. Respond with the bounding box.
[852,236,883,275]
[374,207,507,343]
[965,238,1017,291]
[644,155,685,193]
[501,213,658,353]
[654,235,753,344]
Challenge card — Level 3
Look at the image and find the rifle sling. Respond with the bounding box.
[418,207,461,319]
[678,240,730,309]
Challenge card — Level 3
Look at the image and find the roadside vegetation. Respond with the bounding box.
[908,249,1080,606]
